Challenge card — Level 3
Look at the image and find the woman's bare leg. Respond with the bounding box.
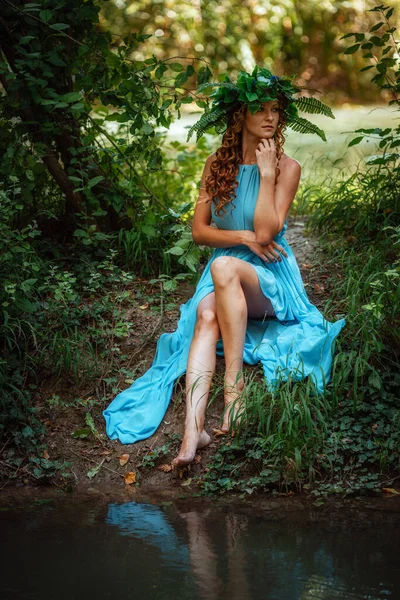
[173,293,220,467]
[210,256,275,432]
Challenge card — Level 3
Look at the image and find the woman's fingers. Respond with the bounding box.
[261,242,288,262]
[249,241,288,263]
[272,241,288,258]
[263,249,279,262]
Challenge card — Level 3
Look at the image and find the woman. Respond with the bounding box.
[103,67,346,465]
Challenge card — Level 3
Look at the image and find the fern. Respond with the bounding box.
[288,116,327,142]
[186,106,229,142]
[295,96,335,119]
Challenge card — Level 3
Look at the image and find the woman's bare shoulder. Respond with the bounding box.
[281,153,301,172]
[206,151,218,165]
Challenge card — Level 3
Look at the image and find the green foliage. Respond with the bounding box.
[0,0,212,232]
[341,5,400,157]
[199,7,400,497]
[285,116,328,142]
[198,370,399,497]
[138,434,181,469]
[187,65,333,143]
[294,96,335,119]
[100,0,389,106]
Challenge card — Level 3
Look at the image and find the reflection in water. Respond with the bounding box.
[106,502,190,568]
[1,499,399,600]
[105,502,397,600]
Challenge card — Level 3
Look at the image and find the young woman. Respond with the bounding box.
[173,99,301,466]
[103,67,346,466]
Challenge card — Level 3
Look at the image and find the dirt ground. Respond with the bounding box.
[7,216,344,494]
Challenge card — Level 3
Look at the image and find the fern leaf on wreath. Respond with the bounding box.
[295,96,335,119]
[186,106,229,142]
[288,116,327,142]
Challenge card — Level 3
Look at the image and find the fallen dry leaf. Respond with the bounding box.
[181,478,192,487]
[42,450,49,459]
[313,284,325,292]
[139,303,149,310]
[213,428,228,437]
[157,463,174,473]
[382,487,400,495]
[99,449,113,456]
[301,263,312,269]
[124,471,137,485]
[119,453,130,466]
[194,455,201,464]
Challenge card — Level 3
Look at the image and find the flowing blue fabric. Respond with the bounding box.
[104,163,346,444]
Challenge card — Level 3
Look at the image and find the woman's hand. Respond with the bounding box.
[241,231,288,263]
[255,138,278,180]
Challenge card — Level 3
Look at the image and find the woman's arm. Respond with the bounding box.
[192,153,256,248]
[254,140,301,245]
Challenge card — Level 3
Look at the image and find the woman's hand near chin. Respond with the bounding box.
[255,138,278,180]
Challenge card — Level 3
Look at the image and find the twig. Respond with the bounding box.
[67,448,124,478]
[380,474,400,486]
[0,436,12,455]
[126,282,165,369]
[86,114,185,222]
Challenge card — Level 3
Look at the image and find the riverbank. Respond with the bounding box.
[2,214,398,499]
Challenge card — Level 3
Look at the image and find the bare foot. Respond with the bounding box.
[221,378,245,434]
[173,428,211,467]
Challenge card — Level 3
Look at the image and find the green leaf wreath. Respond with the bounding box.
[187,65,334,143]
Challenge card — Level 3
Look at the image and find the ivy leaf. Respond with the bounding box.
[39,9,53,22]
[344,44,360,55]
[175,72,189,86]
[166,246,185,256]
[87,176,104,189]
[20,36,35,45]
[163,279,177,292]
[370,21,384,32]
[348,136,364,146]
[49,23,70,31]
[61,92,82,103]
[71,428,91,439]
[87,462,103,479]
[169,62,184,72]
[370,36,385,47]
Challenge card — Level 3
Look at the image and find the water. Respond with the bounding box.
[2,496,399,599]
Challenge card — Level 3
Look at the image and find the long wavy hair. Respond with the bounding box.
[205,95,287,217]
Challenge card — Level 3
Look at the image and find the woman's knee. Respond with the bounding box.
[210,256,238,287]
[194,308,220,338]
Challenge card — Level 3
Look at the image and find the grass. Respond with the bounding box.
[196,151,400,497]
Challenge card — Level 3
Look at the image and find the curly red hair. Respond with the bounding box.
[205,97,287,217]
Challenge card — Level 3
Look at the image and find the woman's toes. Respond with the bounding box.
[173,429,211,467]
[172,454,193,467]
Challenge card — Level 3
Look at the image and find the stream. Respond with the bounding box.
[2,493,399,599]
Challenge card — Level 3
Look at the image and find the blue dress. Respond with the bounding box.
[103,163,346,444]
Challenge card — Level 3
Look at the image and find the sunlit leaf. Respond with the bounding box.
[124,471,137,485]
[119,453,129,466]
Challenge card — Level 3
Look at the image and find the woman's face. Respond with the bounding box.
[243,100,280,139]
